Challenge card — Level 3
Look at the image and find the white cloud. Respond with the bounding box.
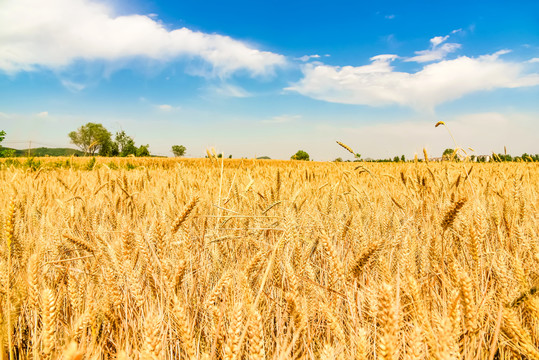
[0,0,285,77]
[262,114,301,124]
[36,111,49,117]
[430,35,449,48]
[287,50,539,111]
[406,33,461,63]
[385,14,395,19]
[529,58,539,63]
[296,54,321,62]
[61,80,86,92]
[406,42,461,63]
[209,83,252,98]
[156,104,173,111]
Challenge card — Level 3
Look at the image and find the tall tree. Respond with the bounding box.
[291,150,310,161]
[442,148,455,160]
[0,130,10,157]
[136,144,151,157]
[115,131,137,156]
[68,123,112,156]
[172,145,186,157]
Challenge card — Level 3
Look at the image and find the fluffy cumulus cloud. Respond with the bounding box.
[0,0,285,76]
[287,49,539,111]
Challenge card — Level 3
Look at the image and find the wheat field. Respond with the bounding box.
[0,157,538,359]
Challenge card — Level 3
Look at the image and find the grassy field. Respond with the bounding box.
[0,157,538,359]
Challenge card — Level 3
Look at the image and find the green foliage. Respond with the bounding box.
[443,148,454,156]
[1,149,16,158]
[68,123,112,155]
[492,153,515,162]
[24,157,41,171]
[442,148,455,160]
[100,138,117,157]
[85,157,97,170]
[68,125,151,157]
[172,145,187,157]
[520,153,539,162]
[0,130,7,158]
[291,150,310,161]
[2,147,83,157]
[136,145,150,157]
[115,131,138,156]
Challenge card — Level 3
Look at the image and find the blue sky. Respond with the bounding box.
[0,0,538,159]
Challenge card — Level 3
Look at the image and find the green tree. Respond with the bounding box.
[401,155,405,162]
[68,123,112,156]
[0,130,5,156]
[136,144,151,157]
[98,136,117,156]
[442,148,455,160]
[172,145,186,157]
[291,150,310,161]
[2,149,15,157]
[0,130,15,157]
[115,131,137,157]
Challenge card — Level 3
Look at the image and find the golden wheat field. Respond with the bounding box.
[0,157,538,359]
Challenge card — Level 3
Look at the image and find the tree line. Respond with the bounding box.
[68,123,151,157]
[68,123,191,157]
[1,127,538,161]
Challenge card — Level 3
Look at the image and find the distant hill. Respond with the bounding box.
[1,147,84,157]
[257,156,271,159]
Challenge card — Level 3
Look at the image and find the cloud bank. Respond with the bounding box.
[287,49,539,111]
[0,0,285,76]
